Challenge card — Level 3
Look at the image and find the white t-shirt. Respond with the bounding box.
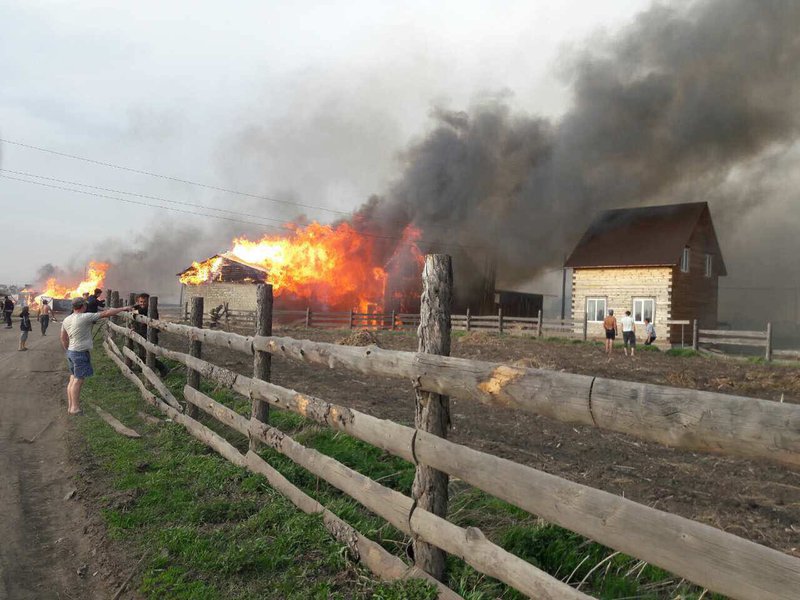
[620,315,635,332]
[62,312,101,351]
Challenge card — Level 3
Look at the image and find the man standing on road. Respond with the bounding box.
[60,297,133,415]
[3,295,14,328]
[621,310,636,357]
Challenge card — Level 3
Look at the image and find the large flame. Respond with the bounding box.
[34,261,109,305]
[181,222,423,312]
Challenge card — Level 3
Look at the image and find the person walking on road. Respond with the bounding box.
[603,309,618,355]
[39,299,54,336]
[3,295,14,328]
[60,296,133,415]
[621,310,636,357]
[18,306,32,351]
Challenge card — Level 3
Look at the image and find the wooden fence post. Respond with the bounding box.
[412,254,452,581]
[349,308,354,329]
[250,284,273,451]
[184,301,188,321]
[305,307,311,328]
[692,319,699,351]
[146,296,159,371]
[582,312,588,341]
[537,309,543,338]
[124,293,136,368]
[465,307,471,332]
[498,307,504,334]
[223,301,229,327]
[765,322,773,362]
[391,310,396,331]
[105,288,112,312]
[186,296,204,419]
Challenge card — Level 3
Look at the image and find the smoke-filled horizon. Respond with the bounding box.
[29,0,800,329]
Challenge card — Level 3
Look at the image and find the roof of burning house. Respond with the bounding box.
[564,202,726,273]
[177,252,269,282]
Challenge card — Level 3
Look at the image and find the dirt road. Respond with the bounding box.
[0,325,105,599]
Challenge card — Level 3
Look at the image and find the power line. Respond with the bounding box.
[0,173,289,231]
[0,137,356,217]
[0,172,477,251]
[1,168,297,227]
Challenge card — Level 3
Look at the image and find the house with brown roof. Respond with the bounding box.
[565,202,726,345]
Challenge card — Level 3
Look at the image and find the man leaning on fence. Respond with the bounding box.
[60,296,133,415]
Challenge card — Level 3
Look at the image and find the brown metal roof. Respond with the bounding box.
[176,253,269,278]
[564,202,718,269]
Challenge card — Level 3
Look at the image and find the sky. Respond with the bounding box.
[0,0,651,284]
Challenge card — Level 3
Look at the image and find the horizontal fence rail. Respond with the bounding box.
[106,318,800,600]
[125,313,800,469]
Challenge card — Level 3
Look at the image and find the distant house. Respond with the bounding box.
[564,202,726,345]
[178,252,268,312]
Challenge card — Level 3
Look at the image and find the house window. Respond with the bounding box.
[586,297,606,322]
[680,247,690,273]
[633,298,655,324]
[705,254,713,277]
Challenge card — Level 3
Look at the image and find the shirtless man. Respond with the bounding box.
[603,309,618,355]
[60,296,133,415]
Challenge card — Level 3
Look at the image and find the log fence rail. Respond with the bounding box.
[102,260,800,599]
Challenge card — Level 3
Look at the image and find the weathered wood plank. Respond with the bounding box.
[94,405,141,438]
[113,320,800,468]
[698,337,768,347]
[121,346,182,411]
[698,329,767,339]
[412,431,800,600]
[185,385,590,600]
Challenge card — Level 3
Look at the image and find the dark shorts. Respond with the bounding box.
[605,329,616,340]
[67,350,94,379]
[623,331,636,346]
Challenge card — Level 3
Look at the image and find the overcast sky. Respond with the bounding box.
[0,0,653,283]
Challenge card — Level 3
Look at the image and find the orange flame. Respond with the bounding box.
[34,261,109,305]
[181,222,423,312]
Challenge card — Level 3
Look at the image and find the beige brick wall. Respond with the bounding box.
[183,282,258,313]
[571,267,672,343]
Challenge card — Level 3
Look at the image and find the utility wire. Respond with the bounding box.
[0,172,477,251]
[0,137,352,217]
[0,168,297,227]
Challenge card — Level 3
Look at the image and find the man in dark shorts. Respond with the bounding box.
[3,295,14,328]
[621,310,636,357]
[602,309,617,355]
[60,296,133,415]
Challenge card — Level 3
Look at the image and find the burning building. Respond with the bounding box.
[177,220,509,316]
[178,252,270,312]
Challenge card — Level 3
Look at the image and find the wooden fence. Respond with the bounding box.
[175,302,586,338]
[694,321,774,360]
[101,262,800,599]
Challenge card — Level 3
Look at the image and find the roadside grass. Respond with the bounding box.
[80,339,724,599]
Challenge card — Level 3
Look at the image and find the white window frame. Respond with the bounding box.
[632,298,655,324]
[705,253,713,277]
[680,247,690,273]
[585,297,607,322]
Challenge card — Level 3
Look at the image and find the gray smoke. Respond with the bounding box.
[371,0,800,286]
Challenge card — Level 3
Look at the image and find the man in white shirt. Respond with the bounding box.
[60,296,133,415]
[620,310,636,357]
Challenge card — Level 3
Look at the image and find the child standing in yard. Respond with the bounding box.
[644,318,656,345]
[621,310,636,357]
[19,306,32,351]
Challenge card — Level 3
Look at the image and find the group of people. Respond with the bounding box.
[5,294,54,351]
[601,310,657,357]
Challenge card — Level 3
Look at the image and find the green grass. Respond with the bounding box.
[78,339,725,599]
